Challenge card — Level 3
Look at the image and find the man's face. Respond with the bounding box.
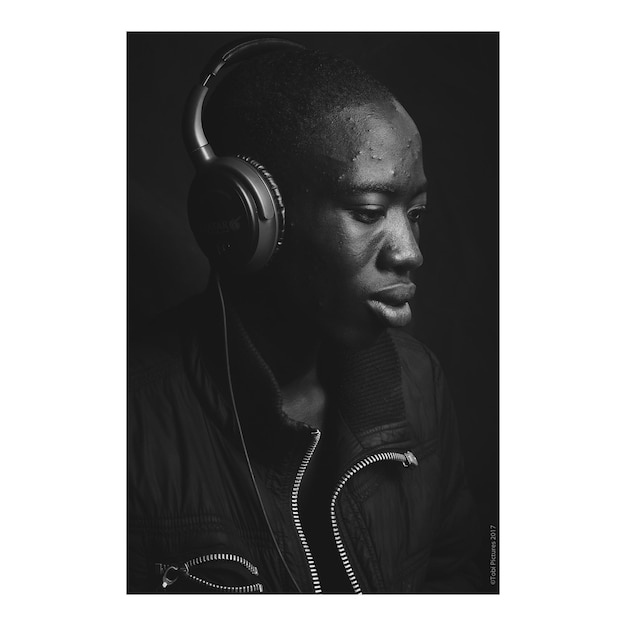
[278,98,427,348]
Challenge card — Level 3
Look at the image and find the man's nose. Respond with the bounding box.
[377,211,424,273]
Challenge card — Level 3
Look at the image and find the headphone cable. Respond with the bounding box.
[215,273,303,593]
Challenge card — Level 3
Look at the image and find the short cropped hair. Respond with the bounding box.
[203,48,395,200]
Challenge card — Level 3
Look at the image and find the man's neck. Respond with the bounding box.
[223,276,327,428]
[280,366,327,429]
[243,319,327,428]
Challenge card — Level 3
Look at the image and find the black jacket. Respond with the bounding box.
[128,291,480,593]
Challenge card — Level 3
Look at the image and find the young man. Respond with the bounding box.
[128,39,481,593]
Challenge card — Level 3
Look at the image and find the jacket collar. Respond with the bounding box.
[320,333,418,466]
[190,278,418,465]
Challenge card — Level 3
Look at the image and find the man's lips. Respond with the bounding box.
[366,283,416,328]
[370,283,416,306]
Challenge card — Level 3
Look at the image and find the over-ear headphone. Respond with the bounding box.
[183,38,304,273]
[184,40,308,591]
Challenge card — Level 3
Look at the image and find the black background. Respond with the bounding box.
[128,32,498,591]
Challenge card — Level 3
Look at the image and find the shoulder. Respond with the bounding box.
[128,296,205,393]
[127,296,225,489]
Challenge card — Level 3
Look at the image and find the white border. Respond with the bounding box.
[2,1,625,623]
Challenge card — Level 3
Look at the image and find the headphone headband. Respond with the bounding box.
[183,38,304,167]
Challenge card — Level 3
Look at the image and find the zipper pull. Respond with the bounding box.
[161,564,188,589]
[402,450,418,468]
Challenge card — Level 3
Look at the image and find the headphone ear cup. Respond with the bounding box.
[188,156,286,273]
[237,155,287,253]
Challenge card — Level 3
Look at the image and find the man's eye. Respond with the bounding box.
[407,205,427,223]
[350,208,385,224]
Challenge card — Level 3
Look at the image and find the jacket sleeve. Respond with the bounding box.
[420,352,483,592]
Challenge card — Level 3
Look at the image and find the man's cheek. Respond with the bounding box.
[351,230,384,269]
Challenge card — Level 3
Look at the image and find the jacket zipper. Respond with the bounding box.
[158,553,263,592]
[330,449,419,593]
[291,429,322,593]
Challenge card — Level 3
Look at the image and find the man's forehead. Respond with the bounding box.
[299,100,424,194]
[313,101,421,157]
